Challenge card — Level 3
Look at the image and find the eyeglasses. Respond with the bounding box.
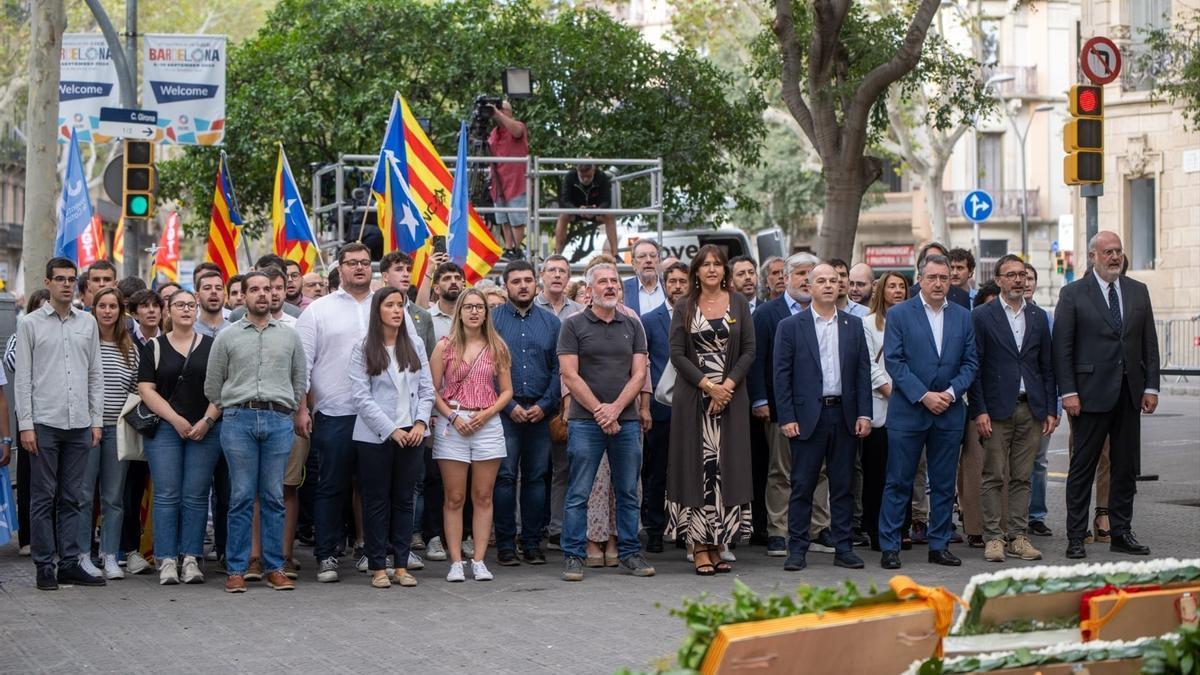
[170,302,198,310]
[461,303,487,313]
[999,271,1029,280]
[287,271,302,280]
[51,275,77,284]
[341,259,372,268]
[923,274,950,283]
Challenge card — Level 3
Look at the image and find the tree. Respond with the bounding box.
[765,0,990,260]
[22,0,65,294]
[158,0,766,253]
[1141,9,1200,131]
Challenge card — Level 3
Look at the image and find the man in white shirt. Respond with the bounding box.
[829,258,870,318]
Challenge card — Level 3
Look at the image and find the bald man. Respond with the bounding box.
[848,263,875,306]
[301,273,327,302]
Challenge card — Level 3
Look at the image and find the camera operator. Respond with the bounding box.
[487,100,530,260]
[554,163,617,258]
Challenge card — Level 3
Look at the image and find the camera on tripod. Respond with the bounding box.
[469,95,505,141]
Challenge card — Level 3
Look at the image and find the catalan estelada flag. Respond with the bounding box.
[112,216,125,266]
[392,94,501,283]
[272,145,319,274]
[204,152,243,282]
[154,211,181,284]
[379,151,431,255]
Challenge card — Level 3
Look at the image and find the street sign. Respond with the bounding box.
[98,107,158,140]
[962,190,994,223]
[1081,37,1122,85]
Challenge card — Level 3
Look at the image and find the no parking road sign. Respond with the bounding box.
[1081,36,1122,85]
[963,190,994,223]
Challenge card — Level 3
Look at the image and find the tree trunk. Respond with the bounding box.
[923,168,949,244]
[818,170,867,262]
[23,0,66,294]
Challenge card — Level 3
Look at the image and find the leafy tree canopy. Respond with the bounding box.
[1141,9,1200,131]
[158,0,766,242]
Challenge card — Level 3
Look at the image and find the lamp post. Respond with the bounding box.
[986,73,1053,259]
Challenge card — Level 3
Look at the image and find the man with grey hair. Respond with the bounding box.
[623,238,665,316]
[848,263,875,306]
[748,252,834,557]
[557,262,653,581]
[760,256,786,302]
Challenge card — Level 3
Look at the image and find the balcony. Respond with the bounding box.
[944,189,1039,220]
[984,65,1039,97]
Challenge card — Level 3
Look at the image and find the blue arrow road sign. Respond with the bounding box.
[963,190,994,223]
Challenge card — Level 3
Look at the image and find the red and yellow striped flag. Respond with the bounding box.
[112,217,125,266]
[154,211,181,283]
[204,153,243,282]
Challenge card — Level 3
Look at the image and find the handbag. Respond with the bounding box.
[653,361,676,406]
[123,334,199,439]
[117,393,145,462]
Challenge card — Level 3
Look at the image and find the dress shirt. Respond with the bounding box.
[785,293,807,316]
[746,296,757,313]
[843,299,870,318]
[295,288,374,416]
[492,301,561,415]
[204,317,307,410]
[533,292,583,320]
[921,296,956,400]
[132,323,160,347]
[637,278,666,314]
[429,303,454,341]
[1094,269,1123,319]
[1001,298,1027,394]
[811,307,841,396]
[14,304,104,431]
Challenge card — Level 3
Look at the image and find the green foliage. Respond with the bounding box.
[157,0,766,240]
[1142,625,1200,675]
[1139,10,1200,131]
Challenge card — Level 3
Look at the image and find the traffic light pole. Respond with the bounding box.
[1082,183,1102,244]
[123,0,141,278]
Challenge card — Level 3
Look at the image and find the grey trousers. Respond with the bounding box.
[29,425,93,569]
[548,440,569,536]
[981,402,1041,540]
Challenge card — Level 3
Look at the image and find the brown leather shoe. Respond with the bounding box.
[265,570,295,590]
[224,575,247,593]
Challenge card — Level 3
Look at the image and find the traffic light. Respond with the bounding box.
[1064,85,1103,185]
[1055,252,1065,274]
[123,139,155,219]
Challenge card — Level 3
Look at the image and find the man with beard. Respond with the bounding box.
[429,262,465,342]
[623,239,665,316]
[283,260,309,310]
[195,271,232,337]
[492,261,561,566]
[760,257,786,302]
[829,259,870,318]
[848,263,875,306]
[729,255,759,313]
[295,243,376,582]
[639,261,688,552]
[265,267,298,327]
[226,275,245,310]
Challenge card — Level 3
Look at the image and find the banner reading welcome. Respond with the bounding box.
[58,33,122,144]
[141,34,227,145]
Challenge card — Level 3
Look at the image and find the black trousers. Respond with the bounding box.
[355,437,423,571]
[787,406,856,557]
[121,458,150,554]
[1066,382,1140,540]
[17,447,32,547]
[749,417,770,541]
[420,444,444,540]
[640,420,670,537]
[212,454,231,559]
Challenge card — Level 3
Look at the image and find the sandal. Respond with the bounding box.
[603,552,619,568]
[1093,507,1111,543]
[693,546,716,576]
[714,561,733,574]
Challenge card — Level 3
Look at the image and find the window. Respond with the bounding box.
[1127,0,1172,91]
[977,133,1004,195]
[1128,177,1156,270]
[878,158,904,193]
[978,239,1011,284]
[980,19,1001,67]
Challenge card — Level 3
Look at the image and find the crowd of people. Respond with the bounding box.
[3,228,1159,591]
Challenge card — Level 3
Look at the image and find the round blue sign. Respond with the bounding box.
[963,190,994,222]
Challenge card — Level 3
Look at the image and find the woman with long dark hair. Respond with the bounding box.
[861,271,909,550]
[349,287,434,589]
[665,244,756,575]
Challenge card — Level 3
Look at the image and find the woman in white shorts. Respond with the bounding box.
[430,288,513,582]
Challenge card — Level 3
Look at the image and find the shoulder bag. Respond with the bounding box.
[123,334,199,439]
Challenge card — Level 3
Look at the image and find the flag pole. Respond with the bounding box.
[355,191,372,243]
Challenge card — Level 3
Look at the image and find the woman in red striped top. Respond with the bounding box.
[430,288,513,582]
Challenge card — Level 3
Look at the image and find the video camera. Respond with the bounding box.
[469,95,504,142]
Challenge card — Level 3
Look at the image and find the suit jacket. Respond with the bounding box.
[967,299,1057,421]
[883,296,979,431]
[642,301,673,422]
[773,310,872,439]
[747,294,793,421]
[911,283,971,310]
[348,341,435,444]
[1052,272,1159,413]
[623,276,665,317]
[407,302,436,358]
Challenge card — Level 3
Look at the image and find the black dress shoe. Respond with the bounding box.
[851,528,871,548]
[57,563,106,586]
[1066,538,1087,559]
[496,549,521,566]
[928,549,961,566]
[646,534,664,553]
[783,555,807,571]
[834,551,864,569]
[36,566,58,591]
[1028,521,1053,537]
[967,535,985,548]
[881,550,901,570]
[1110,532,1150,556]
[522,547,547,565]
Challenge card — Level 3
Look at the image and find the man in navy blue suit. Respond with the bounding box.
[773,264,872,571]
[969,254,1058,564]
[640,262,689,552]
[911,242,971,310]
[623,239,666,317]
[879,254,978,569]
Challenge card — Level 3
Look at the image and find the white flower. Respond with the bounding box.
[901,631,1179,675]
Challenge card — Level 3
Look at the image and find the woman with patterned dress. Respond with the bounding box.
[665,245,756,575]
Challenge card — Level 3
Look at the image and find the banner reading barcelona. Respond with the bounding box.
[58,33,122,143]
[142,34,227,145]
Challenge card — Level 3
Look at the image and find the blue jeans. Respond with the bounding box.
[562,420,642,560]
[495,416,551,551]
[221,408,293,575]
[78,425,127,555]
[1029,434,1050,523]
[144,422,222,559]
[312,412,358,560]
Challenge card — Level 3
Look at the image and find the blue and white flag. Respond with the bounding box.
[54,128,95,263]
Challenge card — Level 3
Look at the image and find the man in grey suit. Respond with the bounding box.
[1053,231,1160,560]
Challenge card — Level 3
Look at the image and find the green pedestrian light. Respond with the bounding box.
[123,139,156,219]
[126,194,150,217]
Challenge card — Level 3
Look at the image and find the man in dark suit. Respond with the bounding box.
[748,252,830,557]
[774,264,872,571]
[969,254,1058,564]
[622,239,666,317]
[640,262,689,552]
[1053,231,1160,559]
[879,254,978,569]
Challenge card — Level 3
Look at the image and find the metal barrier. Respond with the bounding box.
[1156,317,1200,380]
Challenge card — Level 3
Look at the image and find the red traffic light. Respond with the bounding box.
[1078,88,1099,113]
[1070,85,1103,117]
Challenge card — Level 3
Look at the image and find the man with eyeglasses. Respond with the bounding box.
[282,260,309,310]
[228,255,303,321]
[294,243,376,582]
[968,255,1056,564]
[301,273,327,302]
[15,257,105,590]
[623,239,665,317]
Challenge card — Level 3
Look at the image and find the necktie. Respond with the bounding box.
[1108,282,1122,333]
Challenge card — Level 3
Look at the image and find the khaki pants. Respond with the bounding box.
[766,422,829,538]
[911,451,929,523]
[981,402,1041,540]
[957,423,984,536]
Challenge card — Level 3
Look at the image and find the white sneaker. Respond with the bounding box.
[159,558,180,585]
[356,553,369,572]
[446,561,465,582]
[78,553,103,579]
[18,544,30,556]
[181,556,204,584]
[407,551,425,570]
[385,554,395,579]
[471,559,493,581]
[127,551,152,575]
[720,549,737,563]
[102,554,124,580]
[425,536,447,561]
[461,536,475,558]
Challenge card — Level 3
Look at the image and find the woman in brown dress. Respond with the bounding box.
[665,244,756,574]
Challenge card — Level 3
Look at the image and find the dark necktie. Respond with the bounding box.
[1108,282,1122,333]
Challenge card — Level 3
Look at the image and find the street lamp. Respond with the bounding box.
[987,74,1052,258]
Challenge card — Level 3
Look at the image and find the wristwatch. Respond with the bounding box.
[0,437,12,446]
[203,416,216,427]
